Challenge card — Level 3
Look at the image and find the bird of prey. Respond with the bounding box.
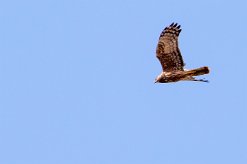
[155,22,210,83]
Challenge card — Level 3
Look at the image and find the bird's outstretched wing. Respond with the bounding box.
[156,23,185,72]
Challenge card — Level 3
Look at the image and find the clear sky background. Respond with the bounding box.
[0,0,246,164]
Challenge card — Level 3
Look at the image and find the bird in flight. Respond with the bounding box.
[155,22,210,83]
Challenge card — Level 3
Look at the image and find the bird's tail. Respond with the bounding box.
[183,66,210,82]
[185,66,210,76]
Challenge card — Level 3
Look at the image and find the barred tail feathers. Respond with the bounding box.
[185,67,210,76]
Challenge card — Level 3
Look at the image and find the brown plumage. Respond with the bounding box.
[155,23,210,83]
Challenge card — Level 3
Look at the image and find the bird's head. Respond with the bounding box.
[154,74,163,83]
[154,72,173,83]
[154,78,159,83]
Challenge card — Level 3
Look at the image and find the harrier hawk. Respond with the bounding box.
[155,23,210,83]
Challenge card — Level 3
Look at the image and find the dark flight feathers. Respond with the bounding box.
[156,23,184,72]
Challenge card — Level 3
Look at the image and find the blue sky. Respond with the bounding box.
[0,0,246,163]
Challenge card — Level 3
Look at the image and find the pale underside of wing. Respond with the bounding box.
[156,23,185,72]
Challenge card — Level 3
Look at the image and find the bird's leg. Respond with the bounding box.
[193,78,209,83]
